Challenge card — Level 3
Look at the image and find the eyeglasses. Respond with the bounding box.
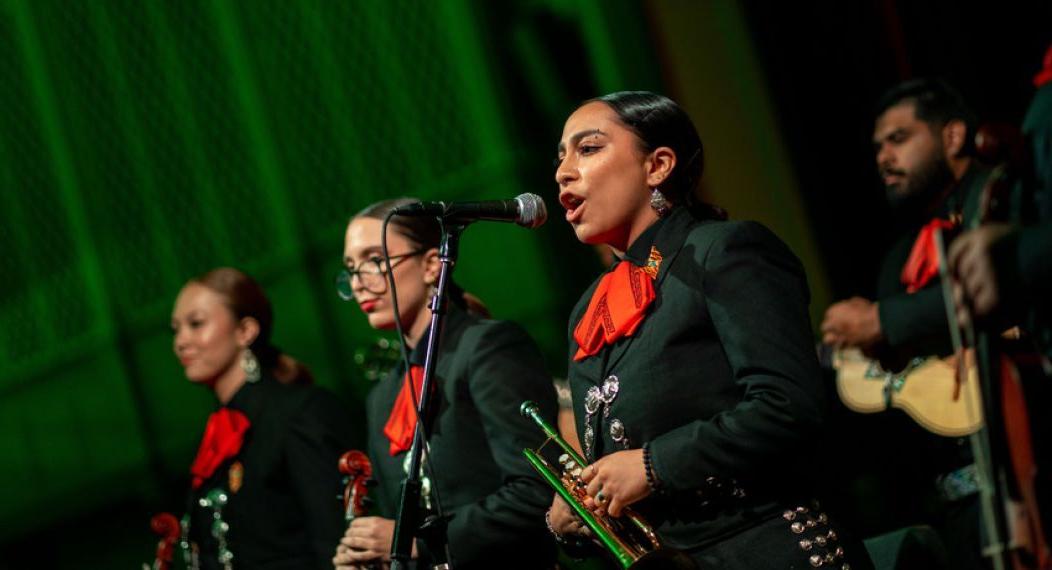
[335,250,426,299]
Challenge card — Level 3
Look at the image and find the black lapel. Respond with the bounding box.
[600,208,695,376]
[568,209,697,384]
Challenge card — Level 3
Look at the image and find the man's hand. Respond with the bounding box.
[948,224,1016,320]
[821,297,883,350]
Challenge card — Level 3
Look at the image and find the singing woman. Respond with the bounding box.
[546,91,872,569]
[332,200,559,569]
[171,267,354,569]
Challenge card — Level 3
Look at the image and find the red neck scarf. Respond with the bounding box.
[190,408,251,489]
[383,365,425,456]
[901,218,957,293]
[573,260,656,361]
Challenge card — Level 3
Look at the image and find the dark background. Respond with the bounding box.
[0,1,1048,566]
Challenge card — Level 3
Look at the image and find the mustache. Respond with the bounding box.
[879,167,906,179]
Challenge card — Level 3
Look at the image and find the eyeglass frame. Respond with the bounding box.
[335,249,427,299]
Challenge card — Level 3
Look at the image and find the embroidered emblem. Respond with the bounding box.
[227,461,244,494]
[642,246,663,279]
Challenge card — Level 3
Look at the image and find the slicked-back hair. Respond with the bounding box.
[875,78,977,153]
[585,91,726,220]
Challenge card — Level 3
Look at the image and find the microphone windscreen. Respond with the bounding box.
[515,193,547,228]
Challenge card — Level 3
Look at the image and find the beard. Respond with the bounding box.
[884,151,954,220]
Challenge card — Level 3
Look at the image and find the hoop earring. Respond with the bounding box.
[650,187,671,218]
[241,348,260,383]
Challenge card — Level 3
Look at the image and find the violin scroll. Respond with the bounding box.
[146,512,180,570]
[339,450,373,522]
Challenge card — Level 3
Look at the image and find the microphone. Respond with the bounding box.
[391,193,547,228]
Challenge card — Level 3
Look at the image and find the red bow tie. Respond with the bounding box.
[190,408,251,489]
[573,261,656,361]
[383,365,425,456]
[901,218,958,293]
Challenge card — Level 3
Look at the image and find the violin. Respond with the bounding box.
[939,123,1051,570]
[143,512,180,570]
[339,450,383,568]
[339,450,373,524]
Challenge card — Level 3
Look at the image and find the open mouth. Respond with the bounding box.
[883,176,904,188]
[561,194,585,223]
[880,169,905,186]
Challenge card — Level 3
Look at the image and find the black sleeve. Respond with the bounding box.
[286,389,356,569]
[877,287,954,355]
[875,232,954,357]
[440,321,559,563]
[649,221,826,489]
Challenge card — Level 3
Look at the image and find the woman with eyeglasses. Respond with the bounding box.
[332,198,559,569]
[170,267,355,569]
[545,92,872,569]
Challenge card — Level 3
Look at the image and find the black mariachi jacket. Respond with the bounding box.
[364,304,559,569]
[567,208,830,556]
[187,374,355,570]
[875,163,987,361]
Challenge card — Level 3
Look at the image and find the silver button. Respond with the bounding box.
[610,419,626,442]
[601,375,619,402]
[585,387,602,414]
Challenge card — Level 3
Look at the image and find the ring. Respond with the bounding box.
[595,491,607,504]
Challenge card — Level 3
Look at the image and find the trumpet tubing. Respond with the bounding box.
[520,401,691,569]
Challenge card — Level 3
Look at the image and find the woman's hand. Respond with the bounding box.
[580,448,650,517]
[332,517,415,568]
[548,494,591,538]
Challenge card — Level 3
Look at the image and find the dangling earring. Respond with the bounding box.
[650,187,671,217]
[241,348,260,383]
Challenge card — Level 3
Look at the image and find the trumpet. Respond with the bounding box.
[519,401,696,569]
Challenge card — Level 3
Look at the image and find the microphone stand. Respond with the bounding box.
[390,222,463,570]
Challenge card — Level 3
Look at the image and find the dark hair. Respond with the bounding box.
[875,78,977,153]
[352,199,489,317]
[587,91,726,220]
[190,267,312,384]
[355,198,443,252]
